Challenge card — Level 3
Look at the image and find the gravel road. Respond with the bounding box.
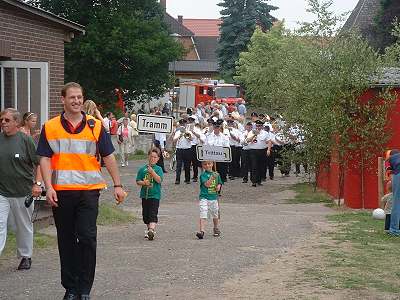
[0,159,331,300]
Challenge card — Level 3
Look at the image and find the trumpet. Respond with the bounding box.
[246,129,259,143]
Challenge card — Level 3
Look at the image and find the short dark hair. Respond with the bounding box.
[61,82,83,97]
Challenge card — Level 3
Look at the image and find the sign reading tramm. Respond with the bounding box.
[196,145,232,162]
[137,114,173,134]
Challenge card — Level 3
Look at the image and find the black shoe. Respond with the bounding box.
[80,295,90,300]
[261,178,266,182]
[185,181,190,184]
[252,183,257,187]
[192,178,198,182]
[17,257,31,270]
[196,231,204,239]
[242,179,248,183]
[63,292,78,300]
[270,176,274,180]
[175,180,180,185]
[257,182,263,186]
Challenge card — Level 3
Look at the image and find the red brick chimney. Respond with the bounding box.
[178,15,183,24]
[160,0,166,10]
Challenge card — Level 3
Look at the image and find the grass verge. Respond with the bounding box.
[289,182,334,206]
[97,202,136,226]
[291,182,400,294]
[1,231,56,260]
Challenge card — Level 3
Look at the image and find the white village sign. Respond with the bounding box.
[137,114,173,134]
[196,145,232,162]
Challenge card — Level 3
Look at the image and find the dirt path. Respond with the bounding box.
[0,160,332,299]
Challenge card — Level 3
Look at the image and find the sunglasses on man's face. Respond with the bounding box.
[0,118,13,123]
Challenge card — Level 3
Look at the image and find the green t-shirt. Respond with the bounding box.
[0,132,39,197]
[199,170,222,201]
[136,164,163,200]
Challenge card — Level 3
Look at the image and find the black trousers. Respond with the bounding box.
[249,149,265,184]
[216,162,228,182]
[176,148,191,182]
[229,146,241,177]
[142,198,160,224]
[190,145,199,179]
[266,148,276,179]
[52,190,99,295]
[241,149,250,180]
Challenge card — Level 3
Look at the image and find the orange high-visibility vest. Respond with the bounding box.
[45,115,106,191]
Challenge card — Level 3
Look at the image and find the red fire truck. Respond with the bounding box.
[178,79,243,110]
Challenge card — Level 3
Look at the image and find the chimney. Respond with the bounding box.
[178,15,183,24]
[160,0,166,10]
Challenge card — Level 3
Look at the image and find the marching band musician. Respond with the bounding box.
[205,119,230,183]
[226,118,242,180]
[263,123,277,180]
[247,120,272,187]
[187,115,206,182]
[173,119,192,184]
[202,117,215,137]
[240,122,253,183]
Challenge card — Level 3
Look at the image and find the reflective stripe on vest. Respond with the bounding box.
[48,139,97,155]
[45,115,106,191]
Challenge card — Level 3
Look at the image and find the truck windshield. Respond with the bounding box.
[215,86,239,98]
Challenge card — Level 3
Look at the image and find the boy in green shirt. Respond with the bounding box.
[196,161,223,239]
[136,148,163,240]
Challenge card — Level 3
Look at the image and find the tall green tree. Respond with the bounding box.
[236,0,397,203]
[28,0,183,109]
[217,0,277,80]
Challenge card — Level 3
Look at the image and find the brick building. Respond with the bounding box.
[160,0,220,80]
[0,0,84,125]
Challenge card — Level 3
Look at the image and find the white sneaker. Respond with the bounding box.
[121,162,125,167]
[126,161,129,166]
[144,230,149,239]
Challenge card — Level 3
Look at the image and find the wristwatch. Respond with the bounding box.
[34,181,42,187]
[114,184,123,188]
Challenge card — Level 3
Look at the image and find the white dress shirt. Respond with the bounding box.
[174,129,192,149]
[205,132,230,147]
[247,130,271,150]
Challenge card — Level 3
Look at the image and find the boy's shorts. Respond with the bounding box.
[199,198,219,219]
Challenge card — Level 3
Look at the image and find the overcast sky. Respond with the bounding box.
[166,0,359,30]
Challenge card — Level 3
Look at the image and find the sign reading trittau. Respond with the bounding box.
[137,114,173,134]
[196,145,232,162]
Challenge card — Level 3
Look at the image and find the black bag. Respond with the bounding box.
[118,134,124,143]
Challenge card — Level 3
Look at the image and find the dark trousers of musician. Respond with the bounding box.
[229,146,242,178]
[52,190,99,296]
[266,146,277,179]
[260,150,268,181]
[279,144,293,176]
[216,162,228,183]
[176,148,191,183]
[249,149,265,184]
[190,145,199,179]
[241,149,250,181]
[154,140,166,172]
[295,146,308,175]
